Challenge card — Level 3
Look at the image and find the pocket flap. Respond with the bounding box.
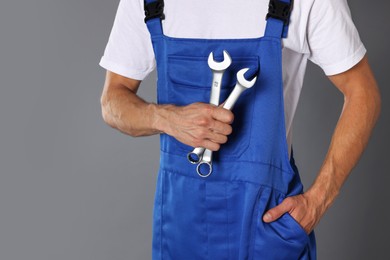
[167,55,259,89]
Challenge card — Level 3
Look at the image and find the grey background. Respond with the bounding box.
[0,0,388,259]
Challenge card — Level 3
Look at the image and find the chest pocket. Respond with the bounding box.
[163,54,260,161]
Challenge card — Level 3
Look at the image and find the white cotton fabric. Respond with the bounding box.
[99,0,366,158]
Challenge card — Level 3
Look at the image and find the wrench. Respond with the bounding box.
[187,50,232,165]
[196,68,258,177]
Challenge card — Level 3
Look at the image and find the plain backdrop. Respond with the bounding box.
[0,0,388,259]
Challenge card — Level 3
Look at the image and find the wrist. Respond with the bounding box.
[307,165,341,210]
[306,158,345,211]
[306,176,341,213]
[148,103,175,135]
[305,185,339,212]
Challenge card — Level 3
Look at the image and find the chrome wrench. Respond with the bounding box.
[196,68,258,177]
[187,50,232,165]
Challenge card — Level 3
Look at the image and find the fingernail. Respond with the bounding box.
[263,213,271,222]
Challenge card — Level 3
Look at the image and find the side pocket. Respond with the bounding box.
[277,194,309,241]
[165,54,259,160]
[252,189,309,260]
[284,212,309,239]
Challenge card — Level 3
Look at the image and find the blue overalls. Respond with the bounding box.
[144,0,317,259]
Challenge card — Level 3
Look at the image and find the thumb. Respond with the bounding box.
[263,199,292,223]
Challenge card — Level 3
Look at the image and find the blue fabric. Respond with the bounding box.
[145,1,316,259]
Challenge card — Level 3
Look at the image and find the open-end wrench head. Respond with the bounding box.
[237,68,257,89]
[208,50,232,71]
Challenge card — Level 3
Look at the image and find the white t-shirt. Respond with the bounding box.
[99,0,366,158]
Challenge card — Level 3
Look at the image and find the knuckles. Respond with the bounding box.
[197,128,208,138]
[200,104,214,116]
[194,117,210,127]
[190,137,202,147]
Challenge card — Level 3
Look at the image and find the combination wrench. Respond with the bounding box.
[187,50,232,165]
[196,68,258,177]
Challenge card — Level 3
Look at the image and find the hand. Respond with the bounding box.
[164,102,234,151]
[262,191,327,234]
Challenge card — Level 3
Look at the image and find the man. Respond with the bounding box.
[99,0,381,259]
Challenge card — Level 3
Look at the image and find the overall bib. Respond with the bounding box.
[144,0,317,259]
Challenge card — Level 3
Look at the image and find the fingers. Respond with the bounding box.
[211,106,234,124]
[198,139,220,152]
[206,132,228,145]
[210,120,233,136]
[201,114,232,150]
[193,131,226,151]
[193,105,233,150]
[263,198,294,223]
[172,103,234,150]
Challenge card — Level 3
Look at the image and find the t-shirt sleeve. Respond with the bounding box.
[307,0,366,76]
[99,0,156,80]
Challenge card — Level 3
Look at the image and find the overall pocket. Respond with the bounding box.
[252,188,310,260]
[165,54,259,160]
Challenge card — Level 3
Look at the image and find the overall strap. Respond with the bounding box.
[143,0,165,37]
[265,0,294,38]
[143,0,293,38]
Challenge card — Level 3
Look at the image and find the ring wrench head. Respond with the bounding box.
[187,147,205,164]
[196,161,212,178]
[208,50,232,71]
[237,68,257,89]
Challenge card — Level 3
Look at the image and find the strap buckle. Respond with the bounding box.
[144,0,165,23]
[266,0,293,25]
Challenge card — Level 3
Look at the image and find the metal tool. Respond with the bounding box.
[187,50,232,165]
[196,68,258,177]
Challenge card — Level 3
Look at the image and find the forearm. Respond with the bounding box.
[307,82,381,210]
[101,86,170,137]
[99,78,233,150]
